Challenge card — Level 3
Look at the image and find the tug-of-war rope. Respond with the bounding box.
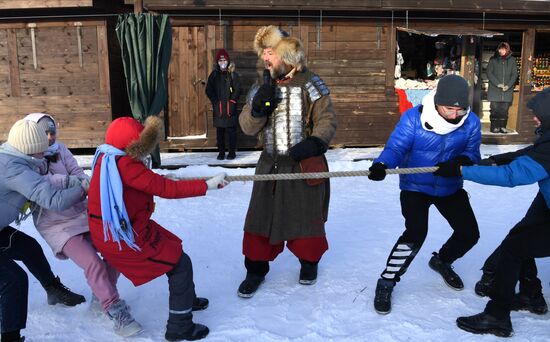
[176,166,439,182]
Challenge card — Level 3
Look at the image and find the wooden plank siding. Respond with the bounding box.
[164,19,399,150]
[0,20,112,148]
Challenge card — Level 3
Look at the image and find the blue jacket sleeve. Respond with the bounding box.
[375,110,416,168]
[461,116,482,164]
[462,155,548,187]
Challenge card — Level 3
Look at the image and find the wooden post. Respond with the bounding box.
[461,35,476,106]
[7,28,21,97]
[134,0,143,14]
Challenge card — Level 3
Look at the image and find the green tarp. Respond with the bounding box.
[116,13,172,166]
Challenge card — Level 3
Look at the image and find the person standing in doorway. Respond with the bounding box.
[487,41,518,134]
[206,49,242,160]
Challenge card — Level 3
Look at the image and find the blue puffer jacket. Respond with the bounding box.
[375,105,481,197]
[0,143,84,230]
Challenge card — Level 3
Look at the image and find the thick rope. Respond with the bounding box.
[174,166,439,182]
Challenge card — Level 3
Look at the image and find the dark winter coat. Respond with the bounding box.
[487,53,518,103]
[375,94,481,197]
[239,69,337,244]
[206,63,242,128]
[87,116,208,286]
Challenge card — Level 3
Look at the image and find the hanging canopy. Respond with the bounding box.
[397,27,503,38]
[116,13,172,121]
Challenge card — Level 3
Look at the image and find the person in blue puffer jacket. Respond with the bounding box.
[369,75,482,315]
[435,88,550,337]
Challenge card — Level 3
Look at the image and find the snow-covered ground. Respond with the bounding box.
[16,146,550,341]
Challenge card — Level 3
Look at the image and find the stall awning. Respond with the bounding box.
[397,27,503,37]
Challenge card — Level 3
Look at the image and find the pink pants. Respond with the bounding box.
[62,233,119,311]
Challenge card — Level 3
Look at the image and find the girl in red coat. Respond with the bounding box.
[87,116,227,341]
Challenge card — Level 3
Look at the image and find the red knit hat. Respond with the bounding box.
[105,117,144,150]
[215,49,230,63]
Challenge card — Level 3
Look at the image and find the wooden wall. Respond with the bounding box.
[164,19,399,150]
[0,0,94,9]
[0,20,112,148]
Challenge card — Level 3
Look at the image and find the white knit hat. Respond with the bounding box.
[7,119,49,155]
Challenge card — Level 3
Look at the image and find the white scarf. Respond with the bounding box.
[420,91,470,135]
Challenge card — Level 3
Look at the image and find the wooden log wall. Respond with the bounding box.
[0,0,94,9]
[0,21,112,148]
[166,19,399,150]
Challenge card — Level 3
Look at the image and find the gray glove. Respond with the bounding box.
[65,175,82,189]
[206,173,229,190]
[80,178,90,193]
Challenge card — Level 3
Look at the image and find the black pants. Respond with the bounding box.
[0,227,56,333]
[166,252,196,334]
[216,127,237,154]
[490,101,511,130]
[485,192,550,318]
[381,190,479,282]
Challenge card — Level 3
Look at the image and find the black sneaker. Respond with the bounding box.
[216,152,225,160]
[511,292,548,315]
[44,276,86,306]
[374,278,395,315]
[237,274,265,298]
[192,297,209,311]
[226,151,236,160]
[456,312,513,337]
[475,271,495,297]
[299,259,318,285]
[429,252,464,290]
[165,323,209,341]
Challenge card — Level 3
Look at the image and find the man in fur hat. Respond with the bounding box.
[237,25,337,298]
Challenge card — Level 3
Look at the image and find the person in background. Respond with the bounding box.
[87,116,228,341]
[206,49,242,160]
[487,41,518,134]
[0,119,86,342]
[368,75,481,315]
[237,25,337,298]
[435,88,550,337]
[24,113,142,337]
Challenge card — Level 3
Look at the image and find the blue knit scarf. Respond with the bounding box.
[92,144,140,251]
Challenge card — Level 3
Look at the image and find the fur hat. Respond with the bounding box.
[253,25,306,71]
[8,119,49,155]
[434,75,470,109]
[253,25,284,56]
[105,116,163,160]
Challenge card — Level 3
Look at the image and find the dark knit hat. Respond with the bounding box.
[527,88,550,130]
[215,49,230,63]
[434,75,470,109]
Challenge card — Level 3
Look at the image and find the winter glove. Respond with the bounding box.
[368,162,387,181]
[289,136,328,161]
[477,157,496,166]
[453,155,474,166]
[206,173,229,190]
[497,83,504,89]
[65,175,82,189]
[251,69,277,118]
[502,85,510,92]
[80,178,90,193]
[434,160,462,177]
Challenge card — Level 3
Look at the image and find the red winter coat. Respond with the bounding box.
[87,116,207,286]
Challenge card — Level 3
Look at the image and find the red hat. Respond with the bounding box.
[105,117,144,150]
[215,49,230,63]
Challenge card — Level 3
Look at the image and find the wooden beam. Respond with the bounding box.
[6,29,21,98]
[134,0,143,13]
[384,22,395,95]
[517,28,536,134]
[97,22,110,96]
[0,0,93,9]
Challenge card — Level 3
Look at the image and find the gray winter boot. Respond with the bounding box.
[106,300,143,337]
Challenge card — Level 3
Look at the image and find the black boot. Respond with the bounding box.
[429,252,464,290]
[374,278,395,315]
[475,271,495,297]
[216,151,225,160]
[1,330,25,342]
[165,316,209,342]
[237,273,265,298]
[456,312,513,337]
[226,151,236,160]
[511,292,548,315]
[299,259,318,285]
[44,276,86,306]
[192,297,209,311]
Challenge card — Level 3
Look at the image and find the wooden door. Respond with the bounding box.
[168,26,208,138]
